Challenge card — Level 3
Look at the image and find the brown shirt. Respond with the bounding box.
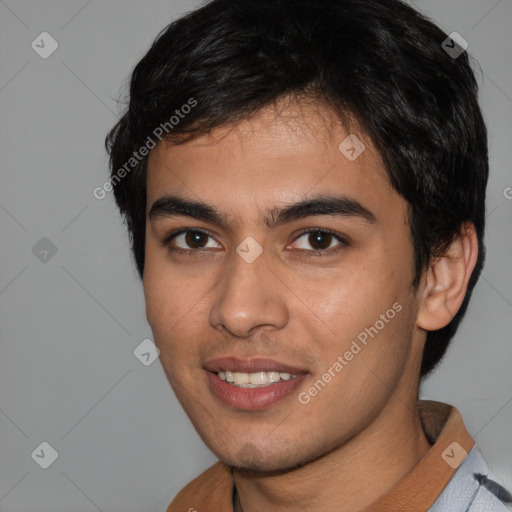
[166,400,476,512]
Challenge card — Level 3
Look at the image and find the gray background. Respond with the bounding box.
[0,1,510,511]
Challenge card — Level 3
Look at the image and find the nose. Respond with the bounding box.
[209,250,289,338]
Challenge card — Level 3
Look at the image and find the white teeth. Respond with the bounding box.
[216,370,299,387]
[268,371,281,383]
[233,372,249,385]
[249,371,267,385]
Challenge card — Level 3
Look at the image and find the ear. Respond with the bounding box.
[417,222,479,331]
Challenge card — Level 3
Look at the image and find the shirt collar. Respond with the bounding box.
[166,400,475,512]
[362,400,475,511]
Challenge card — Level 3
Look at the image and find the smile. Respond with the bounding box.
[217,370,299,388]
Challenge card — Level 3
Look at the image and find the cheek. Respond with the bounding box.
[143,245,169,332]
[298,249,415,377]
[301,258,399,326]
[143,246,188,347]
[143,245,216,364]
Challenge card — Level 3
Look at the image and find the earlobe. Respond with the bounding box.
[417,223,478,332]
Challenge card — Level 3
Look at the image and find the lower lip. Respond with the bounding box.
[206,371,308,411]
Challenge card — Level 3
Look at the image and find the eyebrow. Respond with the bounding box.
[148,194,377,230]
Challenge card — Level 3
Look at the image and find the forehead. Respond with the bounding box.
[145,99,401,224]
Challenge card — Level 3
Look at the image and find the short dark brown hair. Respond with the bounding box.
[105,0,488,378]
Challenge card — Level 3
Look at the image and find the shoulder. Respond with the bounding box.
[467,473,512,511]
[430,445,512,511]
[166,460,234,512]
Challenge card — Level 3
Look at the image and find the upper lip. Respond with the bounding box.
[204,357,308,375]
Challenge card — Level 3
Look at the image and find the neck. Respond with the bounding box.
[233,395,432,512]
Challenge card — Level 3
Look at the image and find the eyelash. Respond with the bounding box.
[161,227,349,258]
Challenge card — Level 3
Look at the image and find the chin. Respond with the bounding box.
[217,441,314,475]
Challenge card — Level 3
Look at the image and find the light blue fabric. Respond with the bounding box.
[429,446,512,511]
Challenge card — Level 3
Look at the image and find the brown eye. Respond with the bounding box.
[184,230,209,248]
[308,231,333,250]
[165,229,221,251]
[291,229,348,254]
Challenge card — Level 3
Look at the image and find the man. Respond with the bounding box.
[105,0,512,510]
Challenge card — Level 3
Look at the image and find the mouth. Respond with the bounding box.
[204,357,309,410]
[216,370,299,388]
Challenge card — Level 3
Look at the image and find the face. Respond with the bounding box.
[143,99,425,472]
